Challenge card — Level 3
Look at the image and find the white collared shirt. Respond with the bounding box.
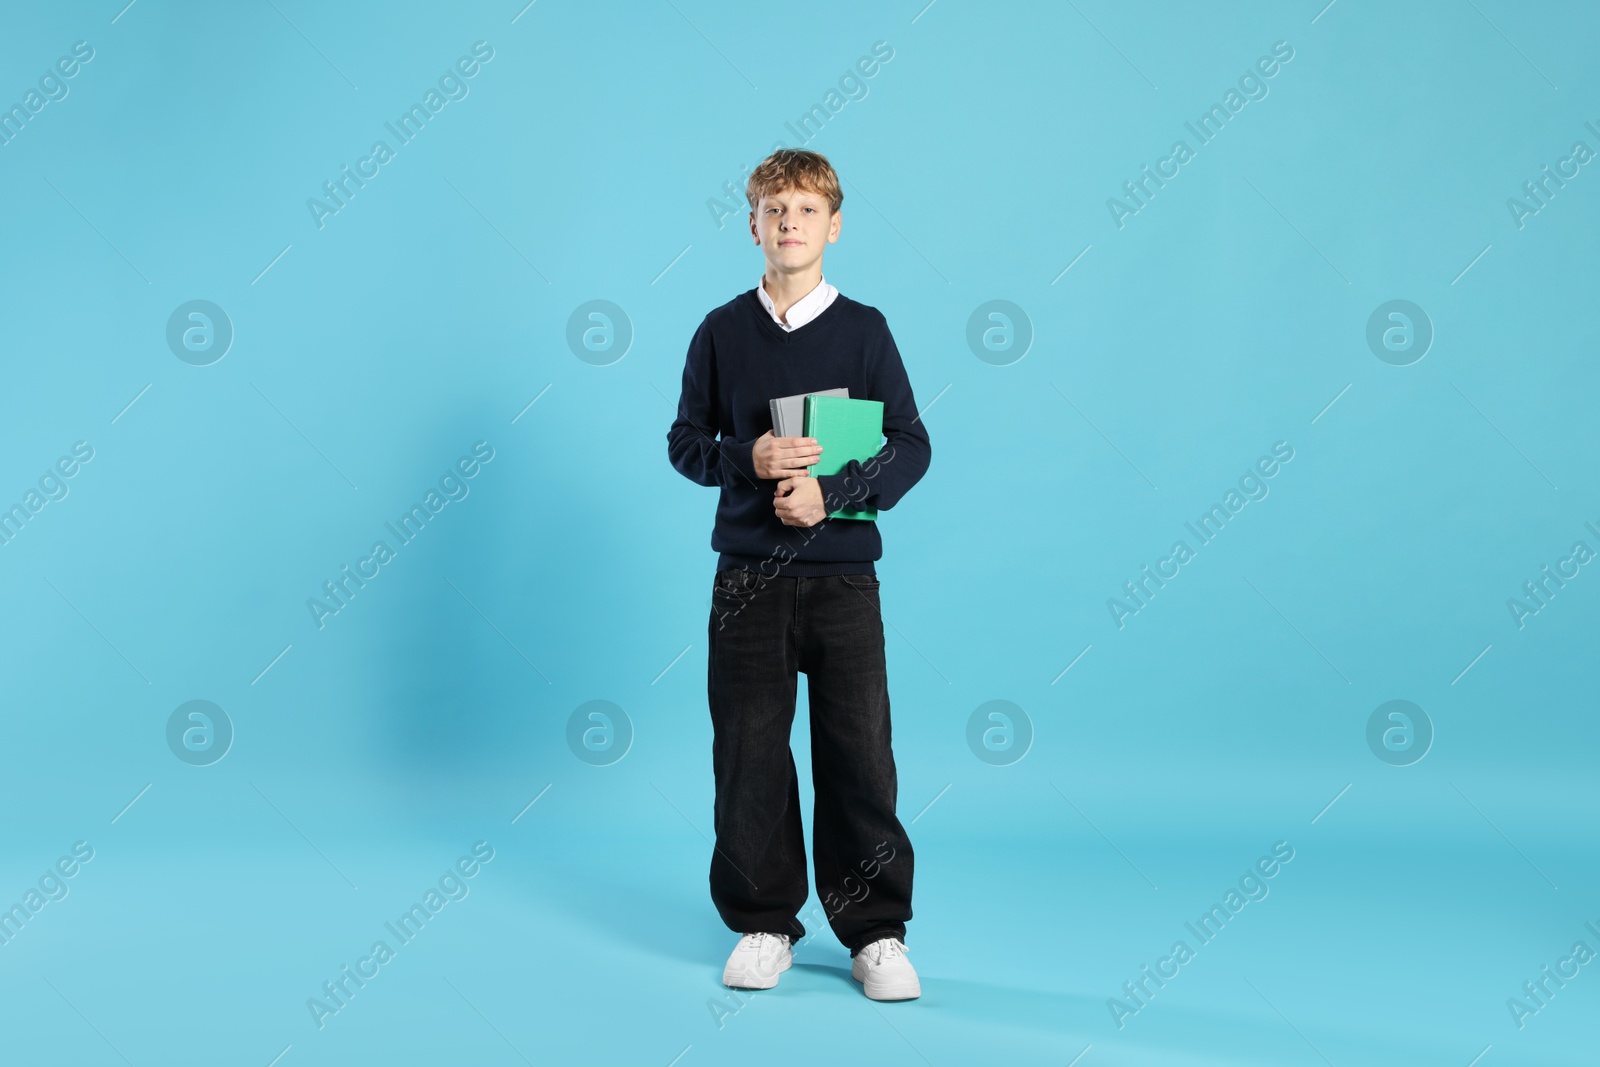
[757,275,839,331]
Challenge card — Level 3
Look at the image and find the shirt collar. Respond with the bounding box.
[757,275,836,331]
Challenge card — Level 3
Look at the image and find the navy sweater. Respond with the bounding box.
[667,287,932,577]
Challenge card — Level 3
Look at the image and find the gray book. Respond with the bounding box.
[769,387,849,438]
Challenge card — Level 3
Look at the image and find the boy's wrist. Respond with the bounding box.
[725,434,761,484]
[815,470,864,510]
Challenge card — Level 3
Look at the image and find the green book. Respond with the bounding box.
[803,394,883,521]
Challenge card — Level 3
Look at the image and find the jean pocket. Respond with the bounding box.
[840,573,880,590]
[714,568,759,597]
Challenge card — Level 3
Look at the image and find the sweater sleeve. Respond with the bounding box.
[814,311,932,513]
[667,316,763,491]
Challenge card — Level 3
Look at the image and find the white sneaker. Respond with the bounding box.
[722,932,793,989]
[851,936,920,1000]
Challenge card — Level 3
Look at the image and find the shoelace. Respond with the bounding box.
[745,932,788,955]
[867,937,908,963]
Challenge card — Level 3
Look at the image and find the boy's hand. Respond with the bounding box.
[774,476,827,527]
[752,430,822,480]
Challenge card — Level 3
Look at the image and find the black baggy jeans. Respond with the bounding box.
[706,566,914,957]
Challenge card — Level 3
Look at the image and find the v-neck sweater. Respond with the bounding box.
[667,287,932,577]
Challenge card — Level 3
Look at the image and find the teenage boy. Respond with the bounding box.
[666,148,932,1001]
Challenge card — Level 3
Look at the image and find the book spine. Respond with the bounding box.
[801,396,813,478]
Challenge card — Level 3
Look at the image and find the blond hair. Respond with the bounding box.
[745,148,843,215]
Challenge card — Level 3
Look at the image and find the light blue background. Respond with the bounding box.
[1,1,1596,1064]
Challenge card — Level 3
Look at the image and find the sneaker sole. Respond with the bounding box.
[851,960,921,1001]
[723,951,792,990]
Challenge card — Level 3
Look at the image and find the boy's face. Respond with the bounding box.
[749,186,840,275]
